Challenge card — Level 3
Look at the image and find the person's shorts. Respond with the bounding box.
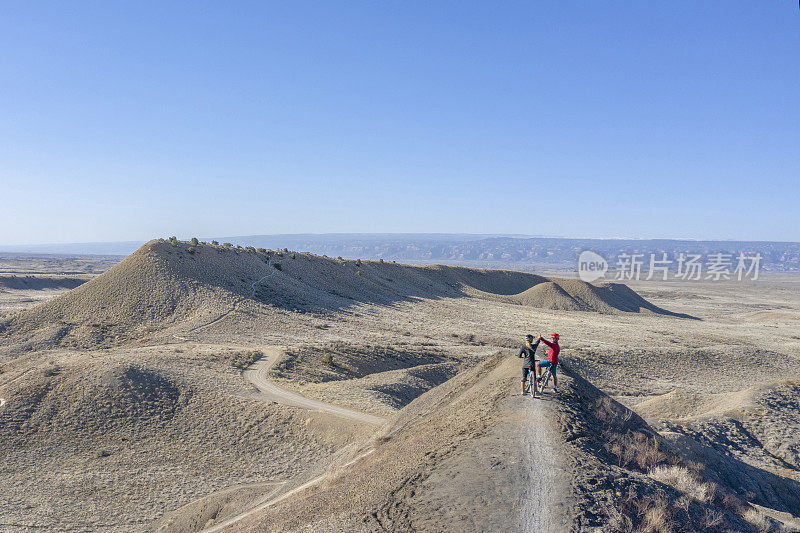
[538,360,557,376]
[522,366,534,382]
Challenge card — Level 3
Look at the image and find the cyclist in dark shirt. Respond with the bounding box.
[517,334,541,395]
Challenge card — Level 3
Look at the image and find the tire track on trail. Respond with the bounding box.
[520,393,563,532]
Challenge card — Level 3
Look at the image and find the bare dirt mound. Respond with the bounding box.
[515,281,584,310]
[232,351,569,532]
[506,277,693,316]
[0,360,187,437]
[0,239,684,352]
[0,350,369,531]
[0,239,275,350]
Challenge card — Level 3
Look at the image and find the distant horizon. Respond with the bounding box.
[2,231,799,251]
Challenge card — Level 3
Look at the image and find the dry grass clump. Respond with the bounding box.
[229,349,263,370]
[609,490,673,533]
[605,430,667,471]
[647,462,774,531]
[649,465,715,503]
[591,395,669,472]
[742,507,773,532]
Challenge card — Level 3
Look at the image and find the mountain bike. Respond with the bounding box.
[537,364,554,393]
[524,366,537,398]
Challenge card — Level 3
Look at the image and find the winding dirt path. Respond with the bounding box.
[165,345,383,533]
[244,346,385,426]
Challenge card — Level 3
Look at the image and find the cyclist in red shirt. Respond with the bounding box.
[536,333,560,392]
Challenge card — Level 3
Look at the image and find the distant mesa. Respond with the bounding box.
[0,239,692,350]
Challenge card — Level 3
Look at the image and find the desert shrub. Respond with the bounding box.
[236,245,242,249]
[276,251,283,257]
[273,262,282,271]
[322,353,335,367]
[190,237,199,246]
[223,242,232,247]
[230,349,262,369]
[356,270,362,276]
[245,246,256,253]
[356,258,362,266]
[701,509,724,529]
[379,258,384,263]
[187,246,196,254]
[257,247,266,252]
[641,496,670,532]
[283,248,289,252]
[742,508,772,532]
[337,256,343,260]
[649,465,715,503]
[96,449,112,458]
[211,240,219,245]
[291,253,296,259]
[169,236,178,246]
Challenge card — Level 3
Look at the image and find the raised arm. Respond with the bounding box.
[539,336,555,349]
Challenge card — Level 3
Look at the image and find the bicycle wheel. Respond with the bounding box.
[540,369,551,393]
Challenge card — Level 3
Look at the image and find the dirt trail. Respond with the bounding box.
[182,262,276,336]
[521,392,565,532]
[198,450,375,533]
[158,346,382,533]
[245,346,385,425]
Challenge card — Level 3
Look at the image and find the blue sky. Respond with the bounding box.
[1,1,798,244]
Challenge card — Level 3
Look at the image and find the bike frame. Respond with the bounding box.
[539,365,553,393]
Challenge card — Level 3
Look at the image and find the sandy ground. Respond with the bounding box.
[1,244,799,531]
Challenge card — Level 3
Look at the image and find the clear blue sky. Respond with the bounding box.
[1,1,798,244]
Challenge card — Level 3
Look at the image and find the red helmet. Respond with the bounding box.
[551,333,560,339]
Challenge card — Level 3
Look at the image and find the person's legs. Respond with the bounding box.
[537,360,550,380]
[522,367,529,394]
[552,364,558,389]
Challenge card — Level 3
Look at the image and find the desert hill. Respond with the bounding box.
[1,244,798,531]
[219,354,773,532]
[0,239,688,352]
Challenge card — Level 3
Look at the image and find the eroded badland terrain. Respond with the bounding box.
[1,240,799,532]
